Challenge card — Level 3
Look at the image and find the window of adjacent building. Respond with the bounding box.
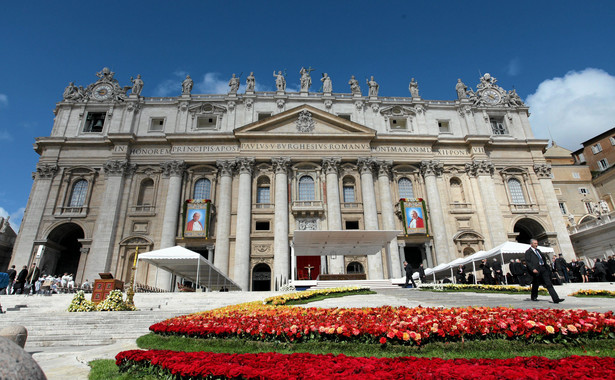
[584,202,593,214]
[591,143,602,154]
[255,221,270,231]
[389,118,407,130]
[610,136,615,145]
[194,178,211,200]
[507,178,526,204]
[196,115,217,129]
[572,172,580,179]
[345,220,359,230]
[554,187,562,195]
[578,187,589,195]
[257,112,272,121]
[398,177,414,199]
[598,158,609,171]
[149,118,165,132]
[490,118,507,135]
[69,180,88,207]
[256,177,271,204]
[558,202,567,215]
[137,179,155,205]
[83,112,106,133]
[337,114,351,121]
[438,120,450,133]
[577,153,585,163]
[298,175,315,201]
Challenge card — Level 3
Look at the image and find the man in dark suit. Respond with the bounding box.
[524,239,564,303]
[403,261,417,288]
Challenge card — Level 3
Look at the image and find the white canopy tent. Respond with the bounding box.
[137,246,241,291]
[422,241,555,284]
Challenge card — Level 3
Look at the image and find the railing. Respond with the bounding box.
[509,203,538,213]
[569,211,615,234]
[60,206,87,215]
[291,200,324,215]
[254,203,273,209]
[341,202,362,209]
[449,202,472,209]
[132,205,156,213]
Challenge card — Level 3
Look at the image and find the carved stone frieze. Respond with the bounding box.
[236,157,255,175]
[374,160,393,179]
[188,103,227,118]
[161,160,186,177]
[465,159,494,177]
[126,102,141,113]
[415,104,425,115]
[296,110,315,133]
[104,160,133,177]
[371,103,380,113]
[354,100,364,111]
[276,99,285,109]
[216,160,235,177]
[357,157,375,174]
[324,99,333,109]
[379,105,416,118]
[36,164,59,179]
[322,157,341,175]
[420,160,444,177]
[272,157,291,174]
[227,101,236,111]
[245,98,253,108]
[297,218,318,231]
[178,102,189,112]
[250,257,274,268]
[252,243,272,256]
[533,163,552,179]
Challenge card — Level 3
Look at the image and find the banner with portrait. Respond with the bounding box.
[184,200,212,238]
[400,198,428,236]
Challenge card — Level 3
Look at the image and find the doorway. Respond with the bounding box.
[252,263,272,291]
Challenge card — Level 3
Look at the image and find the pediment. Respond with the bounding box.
[235,105,375,138]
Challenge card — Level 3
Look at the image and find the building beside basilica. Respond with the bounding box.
[10,68,575,291]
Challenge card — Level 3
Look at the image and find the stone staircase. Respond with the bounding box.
[311,279,400,290]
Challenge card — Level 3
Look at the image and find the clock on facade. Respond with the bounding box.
[482,88,501,105]
[92,84,113,101]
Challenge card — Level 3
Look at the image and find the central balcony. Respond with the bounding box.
[291,200,325,217]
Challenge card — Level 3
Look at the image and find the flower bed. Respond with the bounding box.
[150,304,615,345]
[420,283,548,295]
[68,290,136,312]
[116,350,615,379]
[570,289,615,298]
[264,286,369,305]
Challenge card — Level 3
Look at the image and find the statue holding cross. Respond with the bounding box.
[299,67,315,92]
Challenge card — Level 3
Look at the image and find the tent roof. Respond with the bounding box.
[138,246,241,291]
[292,230,400,256]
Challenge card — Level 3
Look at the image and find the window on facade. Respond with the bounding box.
[572,172,580,179]
[389,118,407,130]
[591,143,602,154]
[347,262,364,274]
[507,178,526,204]
[194,178,211,200]
[610,136,615,146]
[490,118,507,135]
[258,113,272,121]
[345,220,359,229]
[337,114,351,121]
[84,112,106,133]
[197,116,217,129]
[598,158,609,171]
[137,179,155,205]
[576,153,585,163]
[398,177,414,199]
[342,177,356,203]
[578,187,589,195]
[438,121,450,133]
[554,187,562,195]
[256,177,271,204]
[69,180,88,207]
[255,221,270,231]
[559,202,567,215]
[584,202,593,214]
[298,176,315,201]
[149,118,164,132]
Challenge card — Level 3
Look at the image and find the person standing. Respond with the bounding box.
[418,263,426,283]
[6,265,16,295]
[554,254,569,283]
[13,265,28,294]
[525,239,564,303]
[594,259,607,282]
[491,258,504,285]
[403,261,417,288]
[26,264,40,295]
[481,259,493,285]
[456,265,466,284]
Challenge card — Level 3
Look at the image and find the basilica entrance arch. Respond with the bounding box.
[513,218,547,245]
[252,263,271,291]
[42,223,84,278]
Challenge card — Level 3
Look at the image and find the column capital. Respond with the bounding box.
[161,160,186,177]
[420,160,443,177]
[322,157,341,175]
[235,157,255,175]
[36,164,59,179]
[464,159,494,177]
[533,163,552,179]
[272,157,291,174]
[104,160,136,177]
[374,159,393,179]
[357,157,375,175]
[216,159,235,177]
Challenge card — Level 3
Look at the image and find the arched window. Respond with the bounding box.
[69,180,88,207]
[137,179,154,205]
[508,178,526,204]
[449,177,465,203]
[298,175,315,201]
[342,176,356,203]
[347,262,364,274]
[194,178,211,200]
[256,177,271,204]
[398,177,414,199]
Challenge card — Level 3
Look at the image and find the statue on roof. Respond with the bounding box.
[300,67,314,92]
[366,76,379,97]
[273,70,286,92]
[63,82,84,101]
[246,72,255,92]
[348,75,361,95]
[409,78,420,97]
[321,73,332,94]
[228,73,240,95]
[182,75,193,95]
[455,79,467,99]
[130,75,144,96]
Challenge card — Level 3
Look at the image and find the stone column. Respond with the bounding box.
[11,164,58,267]
[213,160,235,275]
[375,160,401,278]
[420,160,451,264]
[322,157,344,274]
[85,160,136,283]
[154,160,186,289]
[272,157,291,286]
[358,158,383,279]
[397,241,406,277]
[234,157,254,291]
[465,160,507,247]
[534,164,576,260]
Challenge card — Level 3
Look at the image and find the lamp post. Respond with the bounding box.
[126,246,139,307]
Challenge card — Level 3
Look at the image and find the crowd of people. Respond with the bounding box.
[0,264,92,296]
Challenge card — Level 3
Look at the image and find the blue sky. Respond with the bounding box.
[2,1,615,230]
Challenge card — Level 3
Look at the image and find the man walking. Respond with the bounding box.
[13,265,28,294]
[418,264,426,283]
[403,261,417,288]
[6,265,16,295]
[525,239,564,303]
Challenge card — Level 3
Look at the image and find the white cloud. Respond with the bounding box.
[0,206,23,231]
[0,130,12,141]
[0,94,8,107]
[196,73,230,94]
[154,71,188,97]
[505,58,521,76]
[526,68,615,151]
